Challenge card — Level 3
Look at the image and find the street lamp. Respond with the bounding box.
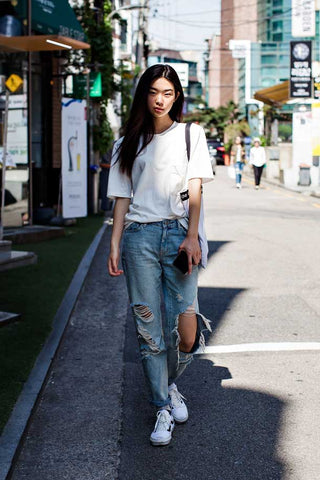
[106,5,148,21]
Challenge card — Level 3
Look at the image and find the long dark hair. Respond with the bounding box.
[117,64,184,178]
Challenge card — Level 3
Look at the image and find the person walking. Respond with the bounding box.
[250,137,266,189]
[230,136,245,189]
[107,64,213,446]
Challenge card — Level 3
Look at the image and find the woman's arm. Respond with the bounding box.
[179,178,202,275]
[107,197,131,276]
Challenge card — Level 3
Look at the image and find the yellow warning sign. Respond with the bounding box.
[5,74,23,93]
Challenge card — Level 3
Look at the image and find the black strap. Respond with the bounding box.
[185,122,192,161]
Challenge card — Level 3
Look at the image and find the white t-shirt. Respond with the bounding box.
[107,122,214,225]
[250,146,266,167]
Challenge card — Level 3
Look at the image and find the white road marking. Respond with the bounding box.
[195,342,320,355]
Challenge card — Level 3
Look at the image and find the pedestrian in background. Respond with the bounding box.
[230,136,245,189]
[250,137,266,190]
[107,64,213,447]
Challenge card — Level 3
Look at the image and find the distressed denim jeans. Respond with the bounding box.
[235,161,244,184]
[122,220,211,408]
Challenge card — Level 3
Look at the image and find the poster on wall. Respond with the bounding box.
[0,94,27,165]
[290,41,312,98]
[61,98,87,218]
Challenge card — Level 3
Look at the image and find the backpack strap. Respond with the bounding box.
[185,122,192,161]
[184,122,203,194]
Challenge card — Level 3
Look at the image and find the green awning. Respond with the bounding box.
[15,0,86,42]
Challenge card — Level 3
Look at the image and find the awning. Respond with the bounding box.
[254,80,290,106]
[0,34,90,52]
[14,0,86,42]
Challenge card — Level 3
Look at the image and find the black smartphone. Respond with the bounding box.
[173,250,189,275]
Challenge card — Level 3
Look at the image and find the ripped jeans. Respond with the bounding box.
[122,219,211,408]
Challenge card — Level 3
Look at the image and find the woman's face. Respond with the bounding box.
[235,136,241,144]
[254,141,260,147]
[147,77,178,119]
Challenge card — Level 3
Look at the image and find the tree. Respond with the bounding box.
[184,101,244,138]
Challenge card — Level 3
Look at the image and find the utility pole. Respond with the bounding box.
[27,0,33,225]
[135,0,149,71]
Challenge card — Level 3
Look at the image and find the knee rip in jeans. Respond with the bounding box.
[132,304,160,354]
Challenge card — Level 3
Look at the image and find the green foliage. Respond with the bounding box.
[184,101,242,138]
[224,119,251,144]
[278,123,292,141]
[0,215,103,432]
[71,1,115,152]
[93,102,114,154]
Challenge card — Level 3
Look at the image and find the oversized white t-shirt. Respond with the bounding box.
[107,122,214,225]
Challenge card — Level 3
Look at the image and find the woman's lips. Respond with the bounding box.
[154,107,164,113]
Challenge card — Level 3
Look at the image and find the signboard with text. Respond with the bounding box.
[292,0,315,37]
[290,41,312,98]
[0,94,27,165]
[61,98,87,218]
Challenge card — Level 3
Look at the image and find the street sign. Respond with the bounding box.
[290,41,312,98]
[5,74,23,93]
[73,72,102,98]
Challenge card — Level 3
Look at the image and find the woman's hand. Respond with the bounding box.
[179,235,201,275]
[108,245,123,276]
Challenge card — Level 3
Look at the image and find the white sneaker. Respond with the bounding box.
[236,183,241,189]
[150,409,174,446]
[169,383,188,424]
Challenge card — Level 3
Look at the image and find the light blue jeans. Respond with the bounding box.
[122,220,211,408]
[235,161,244,184]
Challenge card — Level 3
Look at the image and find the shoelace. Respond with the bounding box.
[154,410,172,432]
[169,388,186,407]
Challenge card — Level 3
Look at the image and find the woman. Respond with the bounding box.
[107,64,213,446]
[250,137,266,189]
[230,136,245,189]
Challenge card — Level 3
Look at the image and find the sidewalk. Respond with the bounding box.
[1,170,320,479]
[0,224,129,480]
[243,166,320,198]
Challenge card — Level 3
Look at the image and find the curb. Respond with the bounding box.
[0,221,108,480]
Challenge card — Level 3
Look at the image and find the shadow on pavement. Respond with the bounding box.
[119,241,285,480]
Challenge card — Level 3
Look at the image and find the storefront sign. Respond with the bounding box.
[290,41,312,98]
[61,98,87,218]
[15,0,85,41]
[229,39,250,59]
[72,72,102,98]
[292,0,315,37]
[0,94,27,165]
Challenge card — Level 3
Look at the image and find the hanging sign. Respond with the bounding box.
[290,41,312,98]
[61,98,87,218]
[292,0,315,37]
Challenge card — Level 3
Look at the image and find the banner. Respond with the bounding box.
[292,0,315,37]
[61,98,87,218]
[290,41,312,98]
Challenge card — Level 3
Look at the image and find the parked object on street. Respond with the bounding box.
[298,163,311,186]
[230,136,245,189]
[249,137,266,189]
[207,138,225,166]
[107,64,213,447]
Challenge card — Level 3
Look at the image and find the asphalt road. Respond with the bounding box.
[7,166,320,480]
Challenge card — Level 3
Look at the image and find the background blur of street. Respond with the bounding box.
[1,1,320,479]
